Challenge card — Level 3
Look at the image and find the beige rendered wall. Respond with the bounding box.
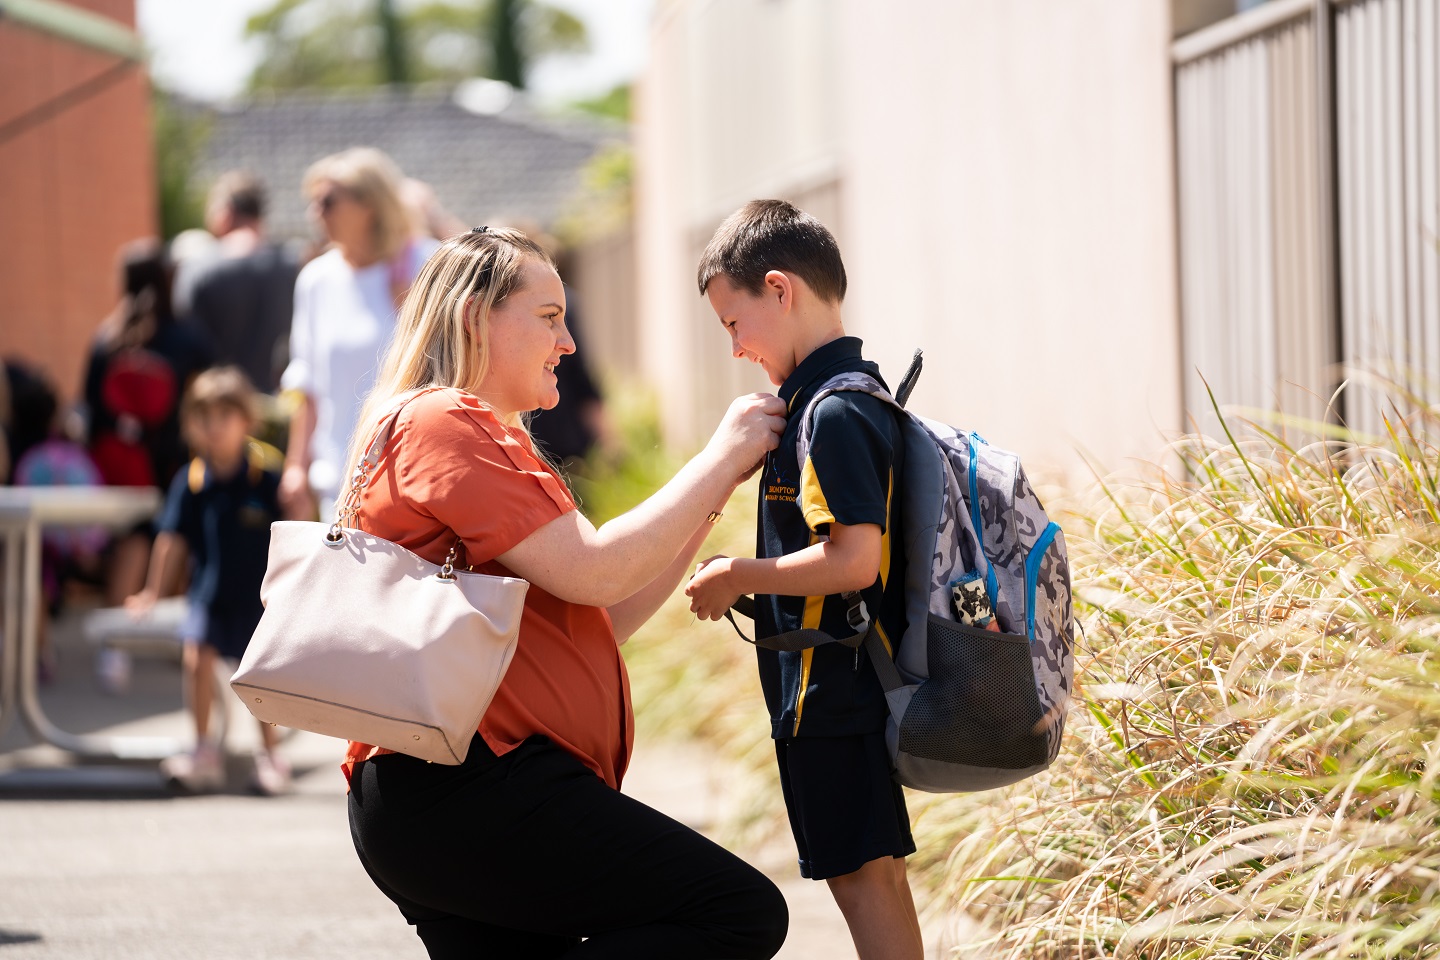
[636,0,1183,475]
[837,0,1182,479]
[635,0,843,447]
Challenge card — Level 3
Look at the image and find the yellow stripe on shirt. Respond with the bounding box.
[792,533,825,736]
[799,455,836,531]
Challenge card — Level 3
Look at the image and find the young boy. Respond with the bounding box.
[685,199,924,960]
[126,366,289,795]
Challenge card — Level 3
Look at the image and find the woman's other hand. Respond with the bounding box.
[704,393,786,485]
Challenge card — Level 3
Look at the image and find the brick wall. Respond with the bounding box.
[0,0,156,405]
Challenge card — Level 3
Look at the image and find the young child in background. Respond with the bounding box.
[685,199,932,960]
[127,366,288,795]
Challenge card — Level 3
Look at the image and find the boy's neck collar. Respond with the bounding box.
[206,453,245,480]
[779,336,864,411]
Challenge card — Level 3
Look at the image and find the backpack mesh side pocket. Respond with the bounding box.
[897,615,1049,770]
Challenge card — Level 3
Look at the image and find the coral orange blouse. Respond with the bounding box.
[340,387,632,789]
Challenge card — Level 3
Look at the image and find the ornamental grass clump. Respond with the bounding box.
[916,403,1440,959]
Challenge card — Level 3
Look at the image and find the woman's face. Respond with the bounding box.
[309,179,373,250]
[476,258,573,415]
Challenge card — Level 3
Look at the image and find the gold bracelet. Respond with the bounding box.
[706,510,723,524]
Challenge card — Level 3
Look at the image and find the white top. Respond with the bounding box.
[280,241,437,508]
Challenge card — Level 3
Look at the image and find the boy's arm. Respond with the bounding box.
[685,521,881,620]
[124,532,188,615]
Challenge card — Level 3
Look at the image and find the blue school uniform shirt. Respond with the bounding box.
[157,447,281,628]
[755,336,908,739]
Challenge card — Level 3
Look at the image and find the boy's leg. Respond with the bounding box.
[186,641,218,743]
[775,734,921,960]
[161,638,225,791]
[893,856,921,939]
[826,857,923,960]
[210,619,293,797]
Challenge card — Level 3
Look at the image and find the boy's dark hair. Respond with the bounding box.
[182,366,256,423]
[696,199,847,304]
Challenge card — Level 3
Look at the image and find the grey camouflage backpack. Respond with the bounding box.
[733,352,1074,792]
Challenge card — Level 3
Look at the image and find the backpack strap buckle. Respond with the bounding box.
[843,592,870,632]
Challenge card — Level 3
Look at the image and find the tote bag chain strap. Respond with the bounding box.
[325,397,461,581]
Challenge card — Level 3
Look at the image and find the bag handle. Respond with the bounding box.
[326,394,461,580]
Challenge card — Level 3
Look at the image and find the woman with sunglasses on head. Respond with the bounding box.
[342,227,790,959]
[278,147,437,522]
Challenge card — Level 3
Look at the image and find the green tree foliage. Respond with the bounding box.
[554,142,631,245]
[245,0,587,92]
[377,0,410,83]
[570,81,630,122]
[152,87,211,240]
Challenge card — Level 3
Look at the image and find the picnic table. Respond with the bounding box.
[0,485,183,761]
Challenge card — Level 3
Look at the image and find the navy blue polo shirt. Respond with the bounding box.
[755,336,907,739]
[158,450,281,629]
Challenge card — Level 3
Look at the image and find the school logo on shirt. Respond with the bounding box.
[764,457,797,504]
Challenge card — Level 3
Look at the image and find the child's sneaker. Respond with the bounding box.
[160,742,224,793]
[250,751,291,796]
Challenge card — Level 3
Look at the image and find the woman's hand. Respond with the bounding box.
[496,393,782,611]
[685,555,742,621]
[703,393,786,485]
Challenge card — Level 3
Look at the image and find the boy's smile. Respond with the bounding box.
[705,274,797,387]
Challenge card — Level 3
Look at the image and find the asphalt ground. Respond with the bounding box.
[0,602,964,959]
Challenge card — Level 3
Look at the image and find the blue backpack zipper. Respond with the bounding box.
[1024,522,1061,641]
[967,434,1000,606]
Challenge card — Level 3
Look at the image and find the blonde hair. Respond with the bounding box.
[303,147,412,262]
[338,228,556,508]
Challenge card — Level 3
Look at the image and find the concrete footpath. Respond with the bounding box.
[0,606,963,959]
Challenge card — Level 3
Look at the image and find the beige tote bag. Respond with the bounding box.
[231,400,528,765]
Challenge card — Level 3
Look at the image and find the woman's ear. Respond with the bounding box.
[461,294,479,334]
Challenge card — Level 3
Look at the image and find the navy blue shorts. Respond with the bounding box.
[774,732,915,880]
[182,606,258,662]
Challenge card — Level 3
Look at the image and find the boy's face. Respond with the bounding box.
[187,406,251,464]
[706,273,796,387]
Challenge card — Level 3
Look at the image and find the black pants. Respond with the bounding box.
[348,735,789,959]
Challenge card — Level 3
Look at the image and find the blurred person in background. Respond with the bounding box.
[400,177,468,243]
[84,239,213,492]
[278,148,437,522]
[83,239,213,690]
[2,358,63,485]
[168,227,220,319]
[6,362,107,683]
[83,240,213,607]
[127,367,288,795]
[182,172,299,394]
[0,362,11,483]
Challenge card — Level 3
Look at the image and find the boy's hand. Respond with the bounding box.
[124,588,159,618]
[685,555,742,621]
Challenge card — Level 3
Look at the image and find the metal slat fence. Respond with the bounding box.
[1174,0,1331,438]
[1174,0,1440,440]
[1335,0,1440,434]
